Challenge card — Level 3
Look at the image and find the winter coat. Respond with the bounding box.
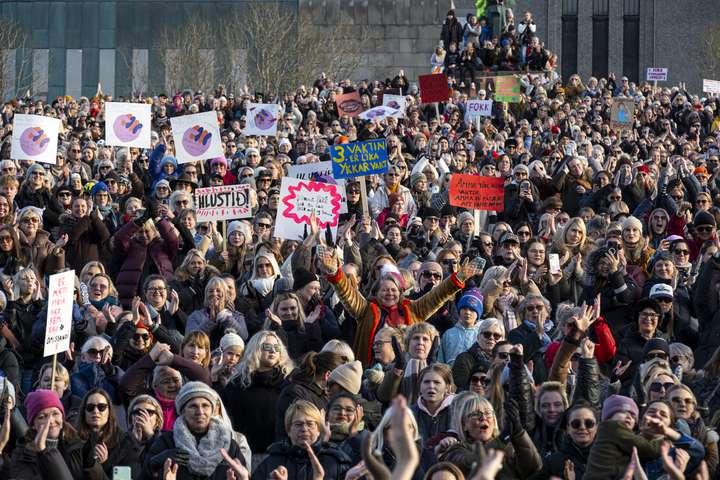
[452,343,493,390]
[9,430,105,480]
[61,390,83,426]
[220,367,287,453]
[17,229,64,278]
[530,435,592,480]
[551,170,592,217]
[441,430,543,479]
[251,441,351,480]
[579,268,637,338]
[15,186,64,229]
[326,269,465,365]
[409,284,459,337]
[545,317,616,368]
[507,322,549,384]
[70,361,123,403]
[3,298,44,368]
[275,377,328,440]
[141,430,243,480]
[440,18,464,49]
[97,431,143,479]
[614,326,663,387]
[438,323,480,365]
[692,255,720,366]
[113,219,179,308]
[186,308,249,346]
[410,395,454,440]
[268,319,323,360]
[169,273,211,316]
[58,214,111,270]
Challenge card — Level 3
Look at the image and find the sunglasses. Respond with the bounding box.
[131,408,157,417]
[495,351,510,360]
[422,271,442,280]
[645,352,668,361]
[85,348,104,357]
[133,333,151,341]
[85,403,109,413]
[470,375,491,386]
[570,419,596,430]
[482,331,503,340]
[257,223,272,229]
[696,226,715,233]
[650,381,675,392]
[673,249,689,255]
[526,305,544,312]
[442,259,458,265]
[261,343,281,352]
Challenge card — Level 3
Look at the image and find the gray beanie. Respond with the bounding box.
[457,211,474,227]
[175,381,218,413]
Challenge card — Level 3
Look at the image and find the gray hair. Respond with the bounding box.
[477,318,505,338]
[518,293,551,315]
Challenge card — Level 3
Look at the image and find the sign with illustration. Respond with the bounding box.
[170,111,224,164]
[11,114,60,164]
[244,103,280,136]
[336,91,365,117]
[104,102,152,148]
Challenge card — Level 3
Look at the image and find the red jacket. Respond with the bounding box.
[544,317,616,368]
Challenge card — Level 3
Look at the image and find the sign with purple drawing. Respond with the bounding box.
[382,94,406,118]
[244,103,280,136]
[104,102,152,148]
[358,106,402,122]
[170,111,224,164]
[11,114,60,164]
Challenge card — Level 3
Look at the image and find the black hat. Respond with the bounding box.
[170,173,199,190]
[419,206,440,219]
[293,268,319,292]
[642,338,670,359]
[635,298,662,319]
[694,210,716,228]
[440,204,457,217]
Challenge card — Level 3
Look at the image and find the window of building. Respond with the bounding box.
[592,0,609,79]
[562,0,578,80]
[623,0,640,82]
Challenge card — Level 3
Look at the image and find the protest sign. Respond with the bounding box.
[419,73,450,104]
[195,184,252,222]
[449,174,505,211]
[170,111,224,164]
[330,139,388,179]
[287,161,348,213]
[494,76,521,103]
[382,94,406,118]
[465,100,493,123]
[11,114,60,164]
[275,177,342,240]
[336,91,364,117]
[104,102,152,148]
[358,106,402,122]
[44,270,75,357]
[244,103,280,136]
[703,79,720,95]
[646,68,668,82]
[610,98,635,130]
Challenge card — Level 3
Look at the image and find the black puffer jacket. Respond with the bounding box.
[3,298,44,368]
[452,343,493,390]
[693,255,720,366]
[251,441,351,480]
[531,435,592,480]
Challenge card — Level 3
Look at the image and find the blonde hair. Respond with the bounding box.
[128,394,164,431]
[13,267,43,301]
[266,292,306,329]
[455,394,500,442]
[232,330,294,388]
[203,276,228,308]
[283,399,326,438]
[38,362,70,390]
[321,339,355,363]
[181,331,211,368]
[535,381,570,417]
[88,272,119,299]
[371,404,420,452]
[79,261,105,283]
[405,322,439,349]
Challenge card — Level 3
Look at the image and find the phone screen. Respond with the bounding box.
[549,254,561,275]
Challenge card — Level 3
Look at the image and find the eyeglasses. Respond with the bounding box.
[386,173,399,177]
[22,217,40,224]
[146,287,166,293]
[291,421,317,430]
[175,200,189,206]
[655,297,673,304]
[85,403,109,413]
[442,259,458,265]
[639,312,660,320]
[649,381,675,392]
[645,351,668,361]
[673,249,689,255]
[131,408,157,417]
[133,333,151,341]
[256,223,271,229]
[261,343,281,352]
[470,375,491,386]
[525,305,544,312]
[466,410,494,420]
[422,271,442,280]
[482,331,503,340]
[570,419,596,430]
[495,352,510,360]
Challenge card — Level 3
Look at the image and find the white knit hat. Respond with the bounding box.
[220,332,245,352]
[227,220,252,241]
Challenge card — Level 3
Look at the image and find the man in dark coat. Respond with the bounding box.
[441,10,464,49]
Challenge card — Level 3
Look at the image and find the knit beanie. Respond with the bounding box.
[91,181,110,196]
[328,360,363,395]
[457,211,474,228]
[26,163,46,177]
[694,210,717,227]
[175,381,219,413]
[457,288,484,319]
[410,172,427,187]
[601,394,639,421]
[210,156,227,167]
[293,267,319,292]
[25,389,64,424]
[642,338,670,359]
[220,332,245,352]
[227,220,252,241]
[622,215,643,232]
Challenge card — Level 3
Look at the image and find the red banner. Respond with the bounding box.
[449,174,505,211]
[418,73,449,104]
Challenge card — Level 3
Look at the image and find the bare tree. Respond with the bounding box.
[0,17,32,100]
[698,30,720,82]
[155,21,217,94]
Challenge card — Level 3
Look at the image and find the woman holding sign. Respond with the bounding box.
[317,247,484,365]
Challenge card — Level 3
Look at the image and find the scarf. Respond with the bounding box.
[90,296,119,310]
[173,416,231,477]
[380,303,406,327]
[251,277,275,296]
[154,390,178,431]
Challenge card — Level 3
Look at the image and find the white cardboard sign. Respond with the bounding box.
[170,111,224,164]
[11,114,60,164]
[44,270,75,357]
[104,102,152,148]
[646,68,668,82]
[244,103,280,136]
[195,184,252,222]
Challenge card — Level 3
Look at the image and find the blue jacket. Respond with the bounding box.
[642,432,705,480]
[438,323,480,365]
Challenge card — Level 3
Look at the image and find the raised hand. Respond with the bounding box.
[220,448,250,480]
[469,448,505,480]
[458,257,485,282]
[55,233,69,249]
[316,244,339,275]
[265,308,282,326]
[163,458,179,480]
[305,443,325,480]
[32,418,50,452]
[580,337,596,359]
[305,304,322,324]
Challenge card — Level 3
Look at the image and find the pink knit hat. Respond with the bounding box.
[25,389,64,423]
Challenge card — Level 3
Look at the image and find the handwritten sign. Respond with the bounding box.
[419,73,449,104]
[44,270,75,357]
[287,161,348,213]
[194,184,252,221]
[244,103,280,136]
[104,102,152,148]
[170,111,224,164]
[449,174,505,211]
[330,139,388,179]
[646,68,668,82]
[494,76,521,103]
[610,98,635,130]
[275,177,342,240]
[465,100,493,123]
[336,91,364,117]
[11,114,60,164]
[703,79,720,95]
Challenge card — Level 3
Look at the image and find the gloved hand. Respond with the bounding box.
[82,431,100,467]
[504,399,524,438]
[150,449,190,471]
[391,337,406,371]
[427,336,440,364]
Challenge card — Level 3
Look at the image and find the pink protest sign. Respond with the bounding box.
[275,177,342,240]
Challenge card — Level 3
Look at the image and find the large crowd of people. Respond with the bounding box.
[0,7,718,480]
